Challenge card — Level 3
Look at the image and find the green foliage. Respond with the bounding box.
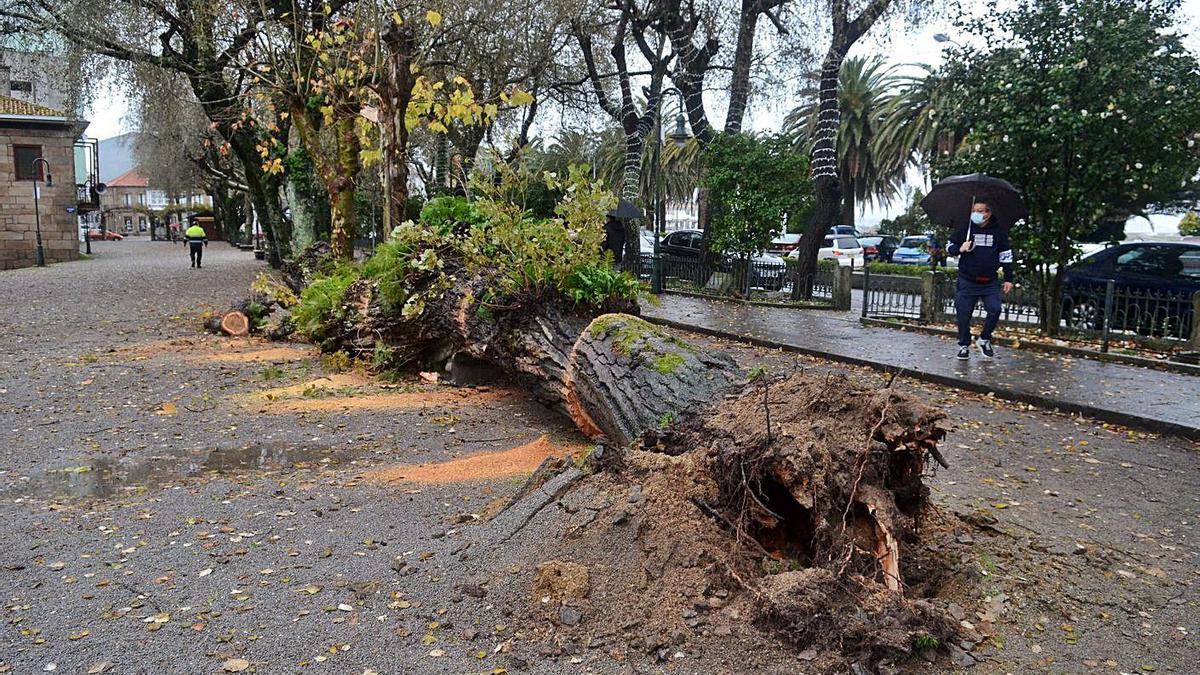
[913,634,940,651]
[258,365,286,381]
[292,266,361,341]
[419,196,485,236]
[361,228,447,313]
[294,157,638,359]
[563,266,643,307]
[657,411,676,429]
[934,0,1200,292]
[786,57,908,215]
[251,272,299,308]
[321,350,353,373]
[703,133,814,255]
[865,262,928,277]
[1180,212,1200,237]
[788,258,838,273]
[462,162,630,306]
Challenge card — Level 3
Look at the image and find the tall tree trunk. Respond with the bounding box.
[330,116,362,259]
[795,0,892,294]
[228,132,291,266]
[795,52,845,295]
[450,125,487,184]
[291,104,361,261]
[724,0,759,134]
[620,125,646,269]
[841,178,856,226]
[287,127,332,252]
[380,21,417,232]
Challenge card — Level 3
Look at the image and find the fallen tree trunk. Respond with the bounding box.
[331,270,742,447]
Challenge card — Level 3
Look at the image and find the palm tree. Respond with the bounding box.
[786,56,905,226]
[535,128,704,211]
[871,66,963,180]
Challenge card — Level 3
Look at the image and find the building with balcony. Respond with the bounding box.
[0,95,88,269]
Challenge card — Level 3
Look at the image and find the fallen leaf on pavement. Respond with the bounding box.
[222,658,250,672]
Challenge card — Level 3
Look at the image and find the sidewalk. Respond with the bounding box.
[643,294,1200,440]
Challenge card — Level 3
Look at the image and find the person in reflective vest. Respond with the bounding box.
[184,223,208,268]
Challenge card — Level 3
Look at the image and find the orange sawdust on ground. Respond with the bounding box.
[257,386,522,413]
[368,435,587,484]
[197,345,316,363]
[106,337,224,361]
[243,373,372,402]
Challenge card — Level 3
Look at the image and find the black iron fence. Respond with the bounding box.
[859,267,926,320]
[863,269,1200,353]
[648,254,842,306]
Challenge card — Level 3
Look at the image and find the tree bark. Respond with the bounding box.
[796,0,893,294]
[380,21,417,232]
[326,270,742,448]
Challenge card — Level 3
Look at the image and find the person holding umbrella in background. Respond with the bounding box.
[947,200,1014,359]
[920,174,1025,361]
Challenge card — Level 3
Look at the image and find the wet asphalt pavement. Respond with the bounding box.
[0,241,1197,674]
[0,241,587,674]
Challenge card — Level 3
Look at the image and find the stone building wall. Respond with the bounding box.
[0,125,80,269]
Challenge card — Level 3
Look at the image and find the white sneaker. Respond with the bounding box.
[979,339,995,359]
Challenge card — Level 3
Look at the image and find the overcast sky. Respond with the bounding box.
[83,0,1200,230]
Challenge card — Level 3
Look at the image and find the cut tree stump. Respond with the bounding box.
[220,311,250,337]
[566,314,742,447]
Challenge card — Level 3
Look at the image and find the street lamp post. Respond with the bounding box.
[650,89,691,295]
[31,158,53,267]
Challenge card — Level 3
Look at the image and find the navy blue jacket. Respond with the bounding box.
[947,220,1013,283]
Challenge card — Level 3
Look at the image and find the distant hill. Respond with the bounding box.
[98,132,140,183]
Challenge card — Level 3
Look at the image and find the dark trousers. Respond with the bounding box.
[955,277,1002,346]
[189,242,204,267]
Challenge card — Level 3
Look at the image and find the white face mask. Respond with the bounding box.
[970,212,986,225]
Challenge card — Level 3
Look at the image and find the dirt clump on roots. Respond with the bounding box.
[517,371,962,672]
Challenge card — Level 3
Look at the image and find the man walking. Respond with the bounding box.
[947,200,1014,359]
[184,222,208,268]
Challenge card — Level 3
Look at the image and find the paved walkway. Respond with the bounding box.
[644,294,1200,439]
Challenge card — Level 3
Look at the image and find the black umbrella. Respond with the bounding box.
[607,198,644,221]
[920,173,1027,230]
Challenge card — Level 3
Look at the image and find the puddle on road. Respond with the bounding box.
[5,443,358,500]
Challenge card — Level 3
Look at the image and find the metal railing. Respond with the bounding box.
[651,254,837,305]
[937,277,1042,328]
[1060,282,1195,350]
[863,268,1199,353]
[860,266,927,320]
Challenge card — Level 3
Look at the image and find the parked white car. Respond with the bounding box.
[789,235,864,267]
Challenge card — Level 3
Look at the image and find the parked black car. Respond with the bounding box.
[1061,242,1200,339]
[658,229,788,290]
[857,235,899,263]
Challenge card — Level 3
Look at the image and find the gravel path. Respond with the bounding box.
[0,241,1195,674]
